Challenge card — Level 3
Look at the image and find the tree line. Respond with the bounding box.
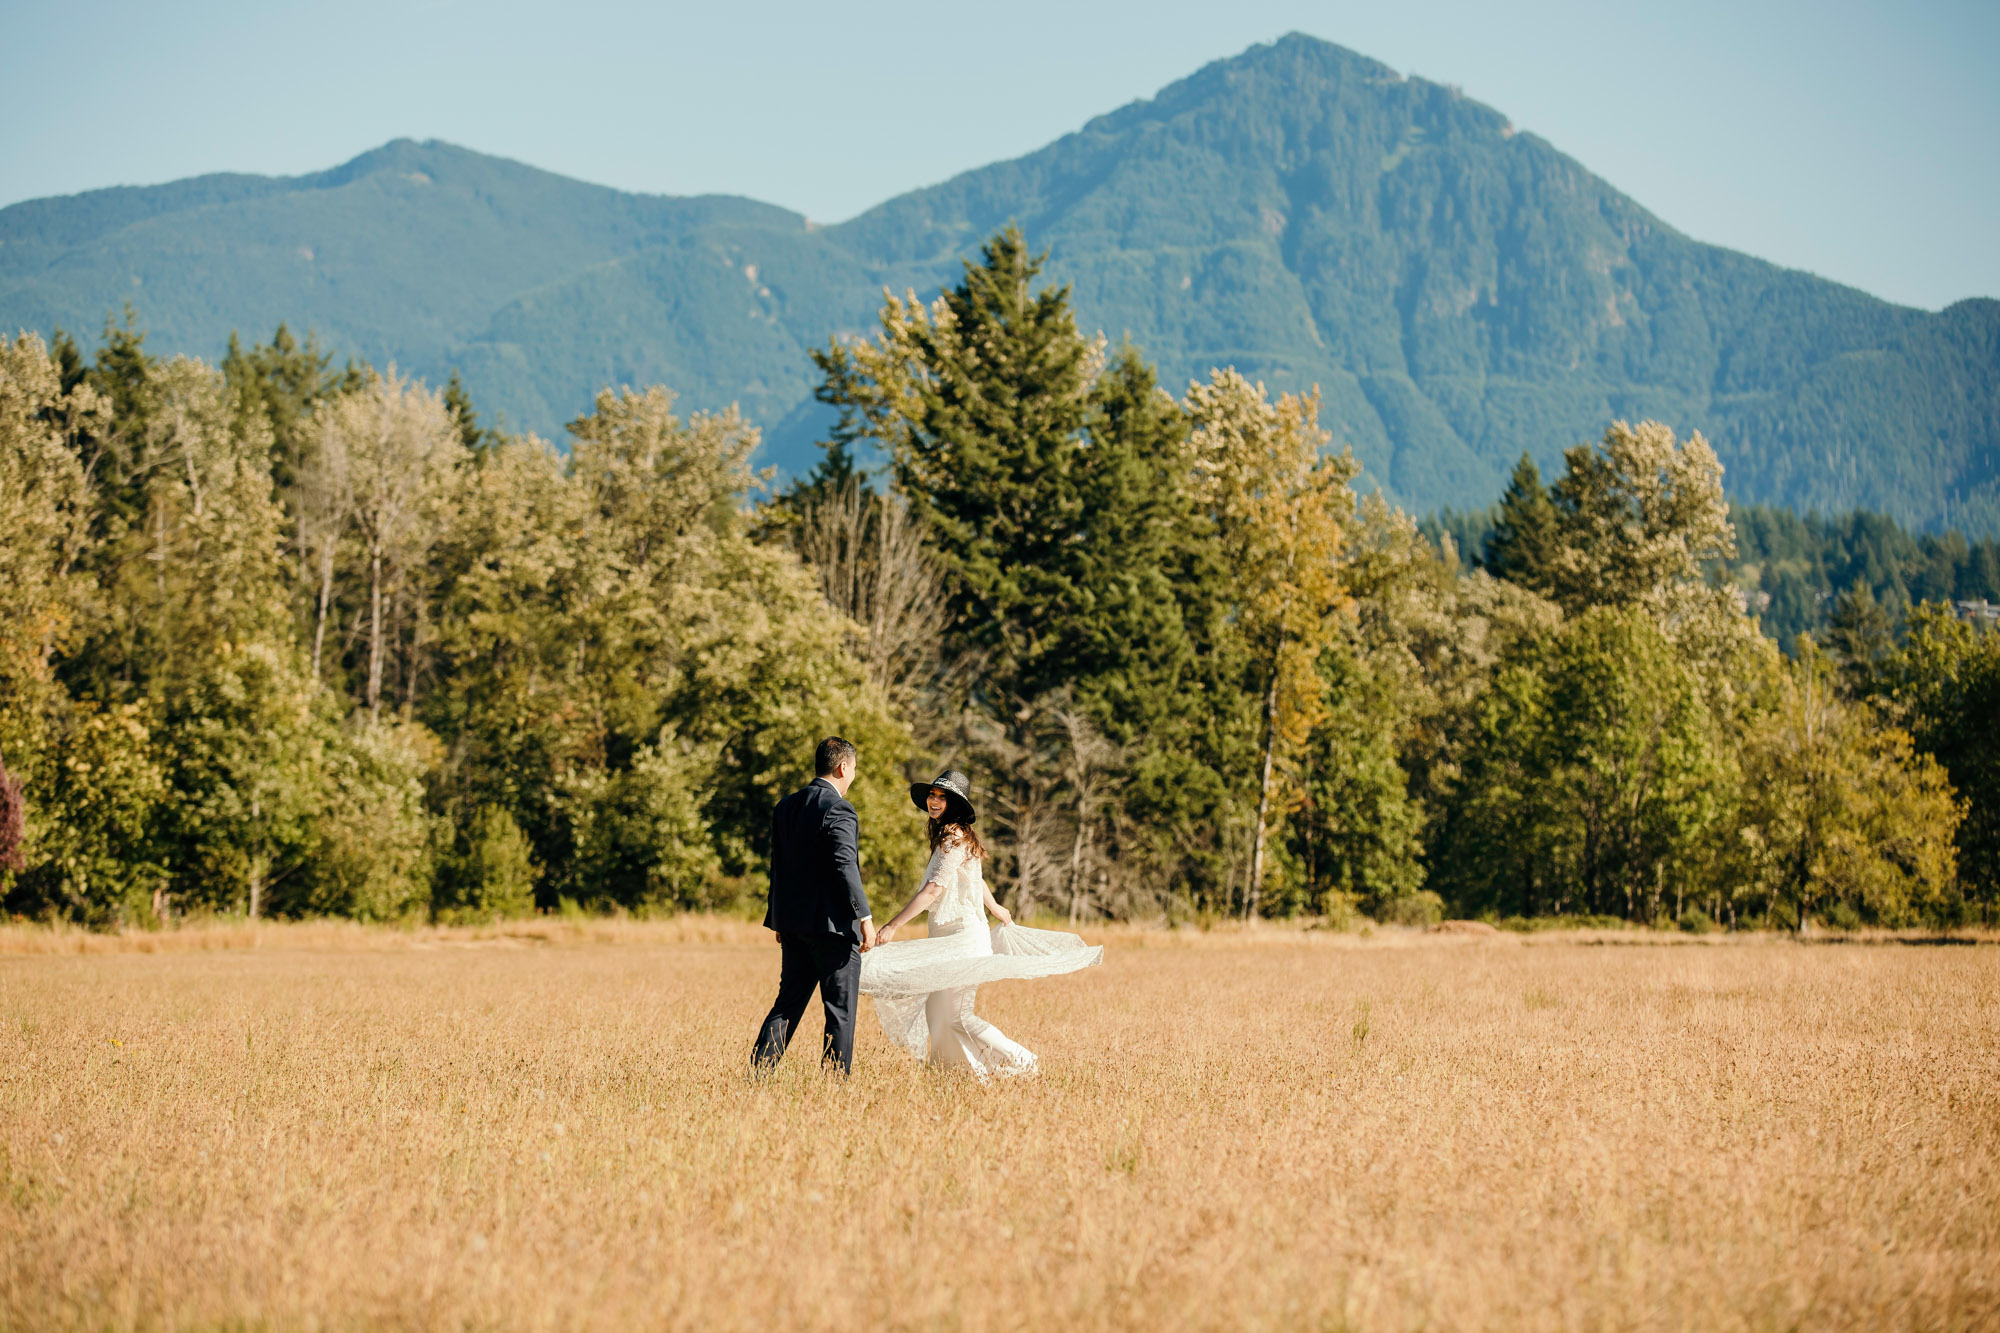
[2,228,1994,930]
[1431,482,2000,648]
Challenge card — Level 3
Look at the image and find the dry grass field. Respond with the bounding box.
[3,919,1996,1331]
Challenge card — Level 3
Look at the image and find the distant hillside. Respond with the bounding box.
[3,34,1996,530]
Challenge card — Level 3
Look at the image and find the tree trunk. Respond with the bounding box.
[1005,705,1035,918]
[1066,792,1089,926]
[247,795,263,921]
[1247,659,1281,921]
[1013,769,1034,916]
[367,542,385,717]
[311,542,334,683]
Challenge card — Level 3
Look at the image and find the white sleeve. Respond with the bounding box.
[926,840,968,888]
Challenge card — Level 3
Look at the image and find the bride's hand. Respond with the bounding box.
[876,925,897,944]
[991,906,1013,927]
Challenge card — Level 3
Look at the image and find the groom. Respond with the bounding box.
[751,736,877,1075]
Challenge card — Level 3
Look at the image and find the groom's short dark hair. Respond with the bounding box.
[814,737,857,777]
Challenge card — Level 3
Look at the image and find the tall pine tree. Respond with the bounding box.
[809,227,1207,905]
[1484,452,1558,591]
[810,227,1147,714]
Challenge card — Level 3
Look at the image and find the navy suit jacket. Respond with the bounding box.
[763,778,872,941]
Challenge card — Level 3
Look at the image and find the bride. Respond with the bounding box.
[860,770,1102,1077]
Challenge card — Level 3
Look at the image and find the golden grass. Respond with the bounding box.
[0,914,761,956]
[3,921,1996,1330]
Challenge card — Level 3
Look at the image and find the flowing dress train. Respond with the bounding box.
[859,837,1102,1077]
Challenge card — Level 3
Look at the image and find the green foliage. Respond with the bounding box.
[810,231,1208,907]
[1733,644,1961,930]
[6,217,1993,935]
[1182,369,1362,916]
[1825,583,1897,692]
[0,310,924,927]
[421,383,921,913]
[1063,347,1202,737]
[1878,606,2000,912]
[0,332,102,904]
[1439,607,1728,921]
[1729,505,2000,646]
[442,369,502,458]
[434,804,537,923]
[1442,496,2000,657]
[221,323,358,489]
[7,701,165,924]
[158,641,333,918]
[561,730,722,912]
[1377,890,1445,928]
[296,721,435,921]
[820,228,1116,708]
[1543,421,1736,617]
[1483,454,1558,592]
[1277,646,1428,918]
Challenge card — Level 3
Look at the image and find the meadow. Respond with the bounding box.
[3,920,1996,1331]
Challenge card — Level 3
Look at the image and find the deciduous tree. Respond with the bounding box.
[1736,642,1961,929]
[1184,370,1358,916]
[1440,606,1727,921]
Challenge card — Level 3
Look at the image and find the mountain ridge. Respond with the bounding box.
[3,33,1994,530]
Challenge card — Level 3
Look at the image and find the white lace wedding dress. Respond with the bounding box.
[859,837,1102,1077]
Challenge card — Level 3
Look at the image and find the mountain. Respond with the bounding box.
[3,34,1996,530]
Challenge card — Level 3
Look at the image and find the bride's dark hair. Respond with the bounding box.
[928,817,984,861]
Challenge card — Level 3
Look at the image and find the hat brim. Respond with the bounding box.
[909,782,976,825]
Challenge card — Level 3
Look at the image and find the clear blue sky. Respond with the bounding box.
[4,0,1994,310]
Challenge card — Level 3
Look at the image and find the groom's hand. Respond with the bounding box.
[860,918,878,952]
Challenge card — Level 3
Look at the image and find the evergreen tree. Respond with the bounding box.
[788,349,875,510]
[1066,346,1198,737]
[72,308,155,549]
[48,329,87,395]
[858,226,1098,705]
[807,227,1206,906]
[87,307,153,437]
[1483,453,1558,591]
[1826,582,1896,693]
[221,323,338,489]
[442,370,501,460]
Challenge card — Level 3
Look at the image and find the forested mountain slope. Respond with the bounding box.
[3,34,1994,527]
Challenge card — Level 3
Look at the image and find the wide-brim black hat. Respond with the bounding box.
[909,770,976,825]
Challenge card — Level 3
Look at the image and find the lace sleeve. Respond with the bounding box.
[922,836,978,925]
[925,838,969,889]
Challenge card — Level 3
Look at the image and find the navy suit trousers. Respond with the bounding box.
[752,932,862,1074]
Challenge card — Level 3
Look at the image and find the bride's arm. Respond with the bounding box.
[877,880,943,943]
[982,884,1014,927]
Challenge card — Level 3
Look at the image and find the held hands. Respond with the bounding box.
[876,923,898,945]
[860,919,878,953]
